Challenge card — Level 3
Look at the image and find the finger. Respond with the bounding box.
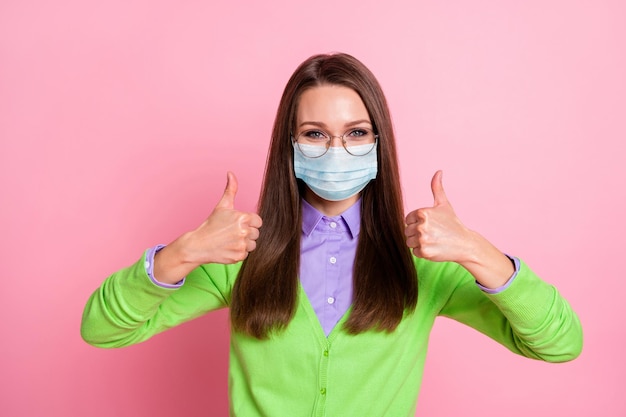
[405,211,418,225]
[405,208,426,228]
[431,170,449,206]
[404,222,418,238]
[216,171,238,209]
[246,239,257,253]
[247,227,260,241]
[405,234,420,248]
[248,213,263,229]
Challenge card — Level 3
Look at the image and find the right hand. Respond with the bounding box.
[154,172,263,284]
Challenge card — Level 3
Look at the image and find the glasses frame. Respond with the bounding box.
[291,127,379,158]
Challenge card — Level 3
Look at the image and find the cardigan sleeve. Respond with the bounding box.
[80,251,240,348]
[417,257,583,362]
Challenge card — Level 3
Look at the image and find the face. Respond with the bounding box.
[295,84,374,215]
[296,84,372,148]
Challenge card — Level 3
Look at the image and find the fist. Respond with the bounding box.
[153,172,263,284]
[181,171,263,265]
[404,171,471,263]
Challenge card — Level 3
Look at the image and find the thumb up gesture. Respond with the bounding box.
[192,171,263,264]
[404,170,471,263]
[154,172,263,284]
[405,171,515,288]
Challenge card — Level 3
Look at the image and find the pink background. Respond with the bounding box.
[1,0,624,416]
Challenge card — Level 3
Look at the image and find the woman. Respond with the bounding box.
[81,53,582,416]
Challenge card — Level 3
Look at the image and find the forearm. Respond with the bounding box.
[458,237,583,361]
[81,254,177,348]
[81,252,236,348]
[436,257,583,363]
[486,260,583,362]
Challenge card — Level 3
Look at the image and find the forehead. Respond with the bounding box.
[297,85,369,126]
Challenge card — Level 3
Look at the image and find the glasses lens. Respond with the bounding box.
[296,141,329,158]
[344,128,377,156]
[296,130,330,157]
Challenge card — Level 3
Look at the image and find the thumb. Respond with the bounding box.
[216,171,238,209]
[431,170,449,206]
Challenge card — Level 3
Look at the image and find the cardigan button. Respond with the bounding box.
[320,388,326,395]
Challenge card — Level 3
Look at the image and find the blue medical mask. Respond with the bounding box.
[293,142,378,201]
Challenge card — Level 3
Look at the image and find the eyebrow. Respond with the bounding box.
[298,119,373,129]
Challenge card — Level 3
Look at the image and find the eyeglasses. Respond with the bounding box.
[292,127,379,158]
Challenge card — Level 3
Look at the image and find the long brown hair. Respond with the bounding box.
[230,53,417,338]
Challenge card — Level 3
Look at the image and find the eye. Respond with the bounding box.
[349,129,367,136]
[346,128,372,140]
[301,130,329,141]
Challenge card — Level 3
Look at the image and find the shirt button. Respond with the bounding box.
[329,256,337,264]
[323,350,329,357]
[320,388,326,395]
[329,221,337,229]
[327,297,335,305]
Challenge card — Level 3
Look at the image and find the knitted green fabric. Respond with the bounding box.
[81,254,582,417]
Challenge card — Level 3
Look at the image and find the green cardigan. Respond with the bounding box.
[81,254,582,417]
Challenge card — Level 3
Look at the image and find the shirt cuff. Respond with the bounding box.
[144,244,185,289]
[475,255,520,294]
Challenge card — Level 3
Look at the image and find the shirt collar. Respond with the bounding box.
[301,198,361,239]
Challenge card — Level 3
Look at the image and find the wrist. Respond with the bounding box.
[457,231,514,289]
[153,242,198,285]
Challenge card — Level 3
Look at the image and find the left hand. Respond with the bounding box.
[405,170,515,288]
[404,170,474,263]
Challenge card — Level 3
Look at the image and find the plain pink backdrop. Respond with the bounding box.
[1,0,624,416]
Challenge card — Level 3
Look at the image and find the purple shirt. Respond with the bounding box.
[146,199,520,336]
[299,198,361,336]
